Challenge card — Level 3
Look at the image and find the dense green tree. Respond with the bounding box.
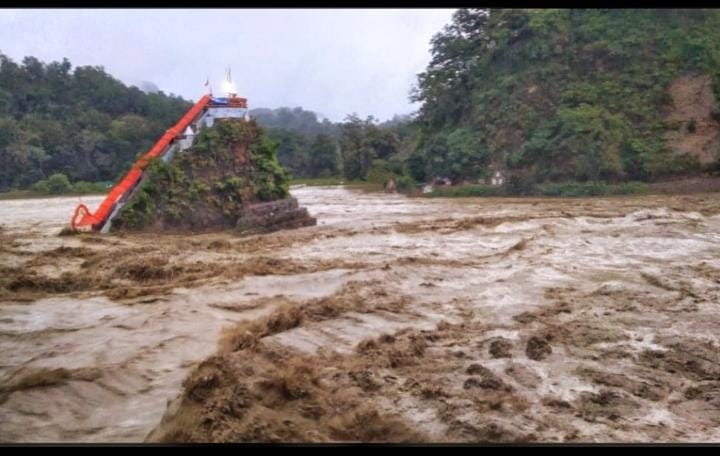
[46,172,72,194]
[339,115,374,180]
[338,115,405,181]
[268,128,309,177]
[307,134,340,177]
[366,125,400,161]
[445,127,489,182]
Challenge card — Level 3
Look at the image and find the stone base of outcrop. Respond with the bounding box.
[235,197,316,234]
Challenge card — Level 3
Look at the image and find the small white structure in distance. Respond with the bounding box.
[491,171,504,186]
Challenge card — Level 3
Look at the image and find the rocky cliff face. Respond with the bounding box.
[664,73,720,167]
[111,119,316,233]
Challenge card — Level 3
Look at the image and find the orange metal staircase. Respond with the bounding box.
[71,95,212,232]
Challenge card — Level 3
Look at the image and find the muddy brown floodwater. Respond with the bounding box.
[1,187,720,443]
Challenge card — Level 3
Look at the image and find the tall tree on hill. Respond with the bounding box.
[307,134,340,178]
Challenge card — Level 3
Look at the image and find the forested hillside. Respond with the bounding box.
[408,8,720,187]
[0,54,191,191]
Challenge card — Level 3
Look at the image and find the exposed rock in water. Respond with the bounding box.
[464,364,510,391]
[525,336,552,361]
[489,338,513,359]
[236,197,315,234]
[111,119,316,233]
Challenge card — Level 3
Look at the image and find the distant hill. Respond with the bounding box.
[250,107,339,137]
[139,81,160,94]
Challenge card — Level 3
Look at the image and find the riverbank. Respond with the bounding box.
[421,176,720,199]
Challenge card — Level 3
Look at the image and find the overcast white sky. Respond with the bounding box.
[0,8,455,122]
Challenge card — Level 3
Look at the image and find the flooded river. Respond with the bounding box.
[1,187,720,442]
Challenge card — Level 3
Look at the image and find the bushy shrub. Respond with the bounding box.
[30,179,50,194]
[46,173,72,194]
[504,172,537,196]
[366,160,395,185]
[395,175,416,193]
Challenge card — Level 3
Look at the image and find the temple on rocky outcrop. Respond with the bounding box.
[111,116,316,234]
